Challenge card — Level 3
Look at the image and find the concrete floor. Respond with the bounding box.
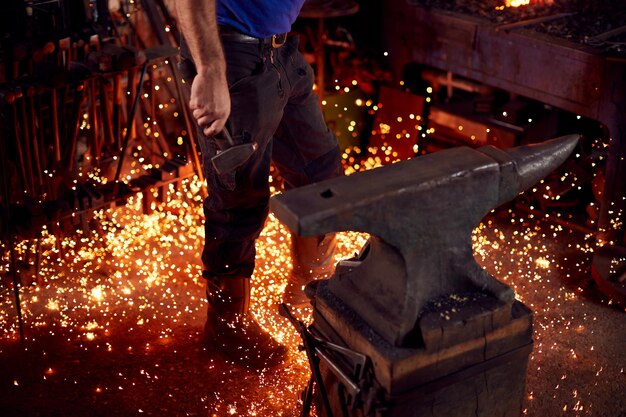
[0,185,625,417]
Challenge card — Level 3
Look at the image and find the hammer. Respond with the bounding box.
[271,135,579,347]
[175,56,257,176]
[210,128,257,175]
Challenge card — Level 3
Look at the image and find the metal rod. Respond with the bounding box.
[112,73,122,149]
[279,303,334,417]
[89,79,100,165]
[50,88,62,164]
[315,347,361,398]
[8,231,24,342]
[0,111,25,342]
[8,93,30,193]
[35,88,51,196]
[65,82,88,172]
[114,61,148,184]
[99,76,115,148]
[28,89,45,195]
[34,238,42,285]
[125,67,138,142]
[142,0,171,46]
[585,24,626,45]
[495,13,576,32]
[18,90,36,194]
[300,377,315,417]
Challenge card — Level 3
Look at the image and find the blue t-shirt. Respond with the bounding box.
[217,0,305,38]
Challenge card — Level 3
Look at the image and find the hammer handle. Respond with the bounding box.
[220,127,235,147]
[211,127,235,151]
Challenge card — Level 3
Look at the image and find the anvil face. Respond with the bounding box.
[271,135,578,346]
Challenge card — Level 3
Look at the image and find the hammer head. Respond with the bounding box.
[210,143,258,175]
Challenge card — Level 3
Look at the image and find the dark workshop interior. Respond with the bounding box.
[1,0,625,416]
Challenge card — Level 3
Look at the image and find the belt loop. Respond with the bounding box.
[259,42,268,66]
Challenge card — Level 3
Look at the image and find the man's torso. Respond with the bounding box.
[217,0,306,38]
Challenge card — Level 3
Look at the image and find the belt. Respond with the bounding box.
[219,27,288,49]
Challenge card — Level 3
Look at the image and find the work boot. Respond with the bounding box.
[282,234,337,308]
[204,274,287,369]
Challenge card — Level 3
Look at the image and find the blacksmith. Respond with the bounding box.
[176,0,341,368]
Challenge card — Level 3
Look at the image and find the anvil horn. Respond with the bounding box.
[271,135,579,346]
[510,135,580,191]
[479,134,580,202]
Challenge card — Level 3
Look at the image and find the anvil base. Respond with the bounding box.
[310,281,533,417]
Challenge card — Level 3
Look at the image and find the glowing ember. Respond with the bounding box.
[0,79,624,415]
[505,0,553,7]
[1,165,623,415]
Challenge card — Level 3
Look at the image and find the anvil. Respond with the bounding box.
[271,135,578,347]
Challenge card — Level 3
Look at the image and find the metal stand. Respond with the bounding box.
[279,303,370,417]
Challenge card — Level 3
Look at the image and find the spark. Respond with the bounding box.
[0,96,620,416]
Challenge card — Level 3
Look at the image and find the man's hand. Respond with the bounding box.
[190,66,231,137]
[176,0,229,137]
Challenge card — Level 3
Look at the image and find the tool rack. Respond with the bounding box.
[0,0,204,340]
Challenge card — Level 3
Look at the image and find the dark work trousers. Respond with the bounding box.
[196,35,342,279]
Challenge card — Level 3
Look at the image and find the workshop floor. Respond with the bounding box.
[0,184,625,417]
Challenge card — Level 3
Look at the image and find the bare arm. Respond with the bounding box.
[176,0,230,137]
